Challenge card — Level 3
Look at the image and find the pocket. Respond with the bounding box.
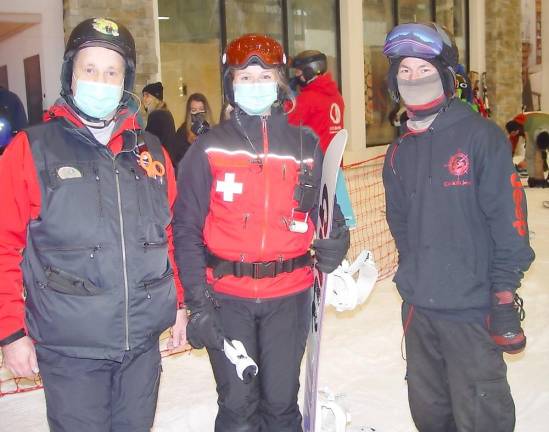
[43,265,101,296]
[132,268,177,340]
[142,268,174,299]
[473,378,515,432]
[39,162,104,244]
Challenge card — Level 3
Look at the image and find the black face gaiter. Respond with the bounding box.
[397,73,446,120]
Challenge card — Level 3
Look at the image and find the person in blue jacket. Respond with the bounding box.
[382,22,535,431]
[0,86,28,153]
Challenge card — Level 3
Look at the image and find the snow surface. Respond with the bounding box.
[1,189,548,431]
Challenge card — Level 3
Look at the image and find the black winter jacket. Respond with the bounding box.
[383,99,534,319]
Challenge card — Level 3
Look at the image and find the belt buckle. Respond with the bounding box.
[252,261,276,279]
[252,262,262,279]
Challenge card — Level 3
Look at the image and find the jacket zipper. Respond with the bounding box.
[69,122,136,351]
[257,117,270,301]
[37,244,101,253]
[111,157,131,351]
[130,168,142,216]
[143,240,168,251]
[143,269,174,300]
[93,166,103,217]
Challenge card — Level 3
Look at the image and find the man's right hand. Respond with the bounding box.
[1,336,39,378]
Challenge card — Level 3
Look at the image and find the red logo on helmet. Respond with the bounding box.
[443,150,472,187]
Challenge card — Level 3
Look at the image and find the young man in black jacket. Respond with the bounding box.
[382,23,535,431]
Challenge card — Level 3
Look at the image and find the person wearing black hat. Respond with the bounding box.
[382,23,535,431]
[0,18,187,430]
[142,81,176,148]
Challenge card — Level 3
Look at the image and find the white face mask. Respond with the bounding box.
[233,82,278,116]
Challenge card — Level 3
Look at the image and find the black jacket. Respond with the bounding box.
[166,123,192,173]
[383,99,534,319]
[22,113,176,360]
[146,108,176,148]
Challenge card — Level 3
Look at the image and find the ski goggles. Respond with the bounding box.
[383,23,447,60]
[223,33,286,68]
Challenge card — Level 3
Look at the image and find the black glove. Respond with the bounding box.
[186,284,224,350]
[190,119,210,136]
[312,215,350,274]
[489,291,526,354]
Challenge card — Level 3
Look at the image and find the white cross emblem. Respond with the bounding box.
[216,173,243,202]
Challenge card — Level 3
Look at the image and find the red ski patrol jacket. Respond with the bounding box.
[0,101,184,349]
[287,73,345,154]
[173,107,323,301]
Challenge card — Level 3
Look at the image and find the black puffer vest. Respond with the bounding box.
[22,116,176,361]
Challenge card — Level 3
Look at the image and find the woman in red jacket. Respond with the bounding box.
[172,34,349,432]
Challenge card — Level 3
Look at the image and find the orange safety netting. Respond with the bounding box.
[344,154,398,280]
[0,154,397,397]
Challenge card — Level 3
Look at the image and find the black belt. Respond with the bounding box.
[207,251,313,279]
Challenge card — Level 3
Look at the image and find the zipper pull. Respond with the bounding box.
[90,245,101,259]
[145,283,151,299]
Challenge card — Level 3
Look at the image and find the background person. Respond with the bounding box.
[0,86,28,155]
[0,18,186,431]
[142,81,176,147]
[173,33,349,432]
[169,92,214,172]
[506,111,549,187]
[382,22,534,432]
[287,50,344,154]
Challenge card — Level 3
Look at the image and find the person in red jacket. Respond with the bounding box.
[287,50,345,154]
[0,18,186,431]
[172,34,350,432]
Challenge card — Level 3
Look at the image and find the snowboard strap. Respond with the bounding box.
[207,251,313,279]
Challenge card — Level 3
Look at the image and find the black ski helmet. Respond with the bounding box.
[383,22,458,101]
[291,50,327,84]
[60,18,136,120]
[221,33,287,105]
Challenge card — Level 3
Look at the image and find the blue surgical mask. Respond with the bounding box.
[73,79,123,119]
[233,82,278,116]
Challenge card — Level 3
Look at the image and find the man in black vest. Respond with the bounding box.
[0,18,186,431]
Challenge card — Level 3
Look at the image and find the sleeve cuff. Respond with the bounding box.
[0,328,26,346]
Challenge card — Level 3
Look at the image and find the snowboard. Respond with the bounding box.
[303,129,348,432]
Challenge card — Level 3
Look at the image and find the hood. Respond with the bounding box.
[301,73,340,98]
[44,98,142,143]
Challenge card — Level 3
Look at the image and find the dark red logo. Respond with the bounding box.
[447,151,470,176]
[444,150,472,187]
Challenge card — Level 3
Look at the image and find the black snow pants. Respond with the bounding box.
[402,303,515,432]
[207,288,311,432]
[36,341,162,432]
